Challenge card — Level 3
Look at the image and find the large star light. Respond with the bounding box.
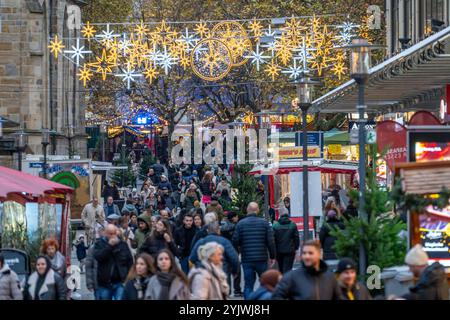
[64,38,92,66]
[156,46,179,75]
[115,62,143,90]
[244,44,270,71]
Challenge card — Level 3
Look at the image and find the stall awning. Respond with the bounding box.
[0,166,73,198]
[312,26,450,114]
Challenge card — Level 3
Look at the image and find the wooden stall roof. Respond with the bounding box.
[394,161,450,195]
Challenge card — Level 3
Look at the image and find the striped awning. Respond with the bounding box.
[312,26,450,114]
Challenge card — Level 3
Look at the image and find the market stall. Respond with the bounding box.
[0,166,73,261]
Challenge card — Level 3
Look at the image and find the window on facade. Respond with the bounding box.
[425,0,445,35]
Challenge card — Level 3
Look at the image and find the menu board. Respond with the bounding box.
[419,205,450,266]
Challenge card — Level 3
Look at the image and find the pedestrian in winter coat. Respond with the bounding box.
[158,175,173,192]
[42,238,67,279]
[190,212,218,249]
[319,210,345,261]
[272,240,341,300]
[220,212,238,241]
[73,235,89,273]
[183,187,202,212]
[122,199,138,216]
[336,258,371,300]
[93,224,133,300]
[139,219,178,258]
[205,196,224,220]
[232,202,276,299]
[248,269,282,300]
[0,253,22,300]
[145,249,190,300]
[104,196,121,218]
[189,242,229,300]
[24,256,66,300]
[400,244,449,300]
[273,213,300,274]
[123,253,156,300]
[81,197,105,245]
[85,245,98,296]
[133,214,152,250]
[190,222,239,277]
[174,214,197,275]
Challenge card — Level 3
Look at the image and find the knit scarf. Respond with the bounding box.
[202,261,229,299]
[133,276,149,300]
[156,272,176,300]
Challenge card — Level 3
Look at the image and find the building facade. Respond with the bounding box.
[0,0,87,168]
[386,0,450,55]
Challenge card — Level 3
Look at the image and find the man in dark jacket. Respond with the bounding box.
[158,175,172,192]
[103,196,121,218]
[174,214,197,275]
[273,213,300,274]
[272,240,341,300]
[190,222,240,277]
[232,202,276,299]
[93,224,133,300]
[401,244,449,300]
[147,168,159,185]
[336,258,371,300]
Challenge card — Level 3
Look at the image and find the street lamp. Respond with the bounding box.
[14,130,28,171]
[190,111,195,166]
[66,125,75,159]
[293,75,320,244]
[346,38,382,277]
[41,129,53,178]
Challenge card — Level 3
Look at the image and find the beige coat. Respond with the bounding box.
[0,265,22,300]
[188,262,229,300]
[81,203,105,229]
[145,275,190,300]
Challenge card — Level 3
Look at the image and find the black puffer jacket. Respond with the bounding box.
[174,226,197,258]
[232,213,276,263]
[272,261,342,300]
[319,218,345,260]
[273,216,300,254]
[403,262,449,300]
[139,232,179,258]
[93,237,133,287]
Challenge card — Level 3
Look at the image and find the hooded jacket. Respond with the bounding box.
[139,232,179,258]
[134,214,152,250]
[403,262,449,300]
[273,216,300,255]
[272,261,342,300]
[0,264,22,300]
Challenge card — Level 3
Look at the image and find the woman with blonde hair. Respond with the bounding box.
[188,241,229,300]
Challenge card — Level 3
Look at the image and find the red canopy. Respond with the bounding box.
[0,166,73,198]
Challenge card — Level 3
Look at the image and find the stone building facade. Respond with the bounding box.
[0,0,87,168]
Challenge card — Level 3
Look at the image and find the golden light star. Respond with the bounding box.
[77,64,93,87]
[143,63,159,83]
[248,18,263,38]
[194,22,209,38]
[48,35,65,58]
[88,48,116,81]
[265,60,281,81]
[81,21,96,40]
[331,61,347,80]
[135,20,150,39]
[201,49,221,74]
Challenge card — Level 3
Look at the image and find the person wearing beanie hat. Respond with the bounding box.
[248,269,282,300]
[401,244,449,300]
[335,258,371,300]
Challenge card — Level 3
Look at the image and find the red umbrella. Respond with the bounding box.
[0,166,73,198]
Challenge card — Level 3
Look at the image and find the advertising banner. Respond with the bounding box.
[376,120,407,171]
[278,146,321,159]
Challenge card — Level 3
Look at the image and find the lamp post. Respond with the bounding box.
[66,125,75,159]
[14,130,28,171]
[41,129,52,178]
[293,76,320,243]
[121,119,127,187]
[190,112,195,166]
[346,38,381,277]
[258,111,271,221]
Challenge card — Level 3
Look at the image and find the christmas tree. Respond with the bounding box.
[231,163,263,218]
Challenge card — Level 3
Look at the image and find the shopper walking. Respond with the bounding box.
[0,253,22,300]
[122,253,156,300]
[81,197,105,245]
[273,212,299,274]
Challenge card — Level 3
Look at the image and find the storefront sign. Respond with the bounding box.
[348,121,376,133]
[328,144,342,154]
[376,120,407,171]
[278,146,321,159]
[29,162,43,168]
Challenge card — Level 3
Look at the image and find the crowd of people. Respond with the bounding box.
[0,160,447,301]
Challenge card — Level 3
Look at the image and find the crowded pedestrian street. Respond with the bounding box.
[0,1,449,314]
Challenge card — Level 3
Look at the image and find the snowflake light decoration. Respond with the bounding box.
[156,45,179,75]
[64,38,92,66]
[281,59,304,79]
[244,44,270,71]
[115,62,143,90]
[96,24,120,47]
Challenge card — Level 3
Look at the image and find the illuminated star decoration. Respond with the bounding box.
[265,59,281,81]
[89,48,116,81]
[96,23,120,47]
[48,35,65,58]
[293,37,314,72]
[281,58,304,79]
[135,20,150,40]
[115,62,143,90]
[156,45,179,75]
[119,33,133,56]
[244,44,270,71]
[194,22,209,38]
[178,28,200,52]
[77,64,93,87]
[81,21,96,40]
[248,18,263,38]
[336,22,359,45]
[64,38,92,66]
